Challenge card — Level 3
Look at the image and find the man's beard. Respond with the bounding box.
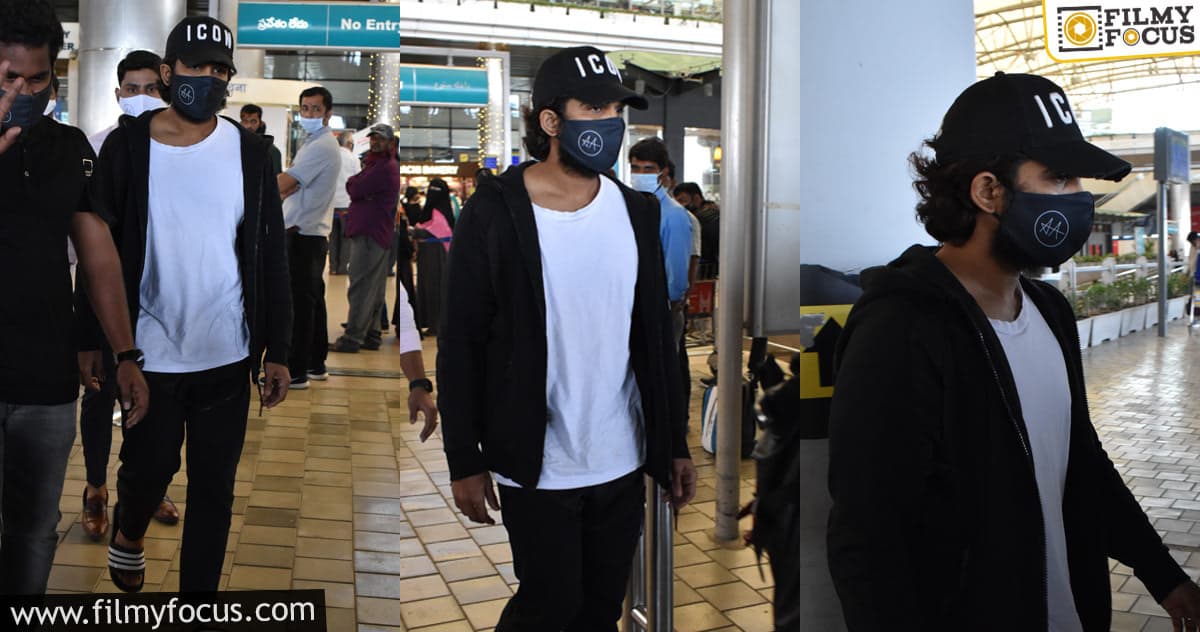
[556,142,600,177]
[991,211,1048,276]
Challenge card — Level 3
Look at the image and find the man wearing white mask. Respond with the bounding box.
[277,86,340,389]
[87,50,162,153]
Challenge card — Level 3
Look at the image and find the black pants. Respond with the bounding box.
[328,212,349,274]
[115,360,250,592]
[80,346,116,488]
[496,470,645,632]
[287,233,329,377]
[678,309,691,424]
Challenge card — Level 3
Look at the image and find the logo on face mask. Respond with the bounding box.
[1034,210,1070,247]
[2,110,10,124]
[178,84,196,105]
[578,130,604,157]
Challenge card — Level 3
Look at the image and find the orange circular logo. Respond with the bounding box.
[1064,12,1097,46]
[1124,28,1141,45]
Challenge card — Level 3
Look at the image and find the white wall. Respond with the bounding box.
[798,0,977,273]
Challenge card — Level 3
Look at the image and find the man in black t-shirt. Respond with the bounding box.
[0,0,148,594]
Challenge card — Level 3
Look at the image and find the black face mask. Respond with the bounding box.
[169,74,228,122]
[992,190,1095,269]
[0,83,52,133]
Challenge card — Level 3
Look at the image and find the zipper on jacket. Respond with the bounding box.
[973,324,1051,625]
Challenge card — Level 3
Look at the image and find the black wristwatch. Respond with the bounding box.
[115,348,145,369]
[409,378,434,393]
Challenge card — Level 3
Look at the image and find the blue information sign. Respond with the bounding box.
[237,2,401,49]
[399,65,488,106]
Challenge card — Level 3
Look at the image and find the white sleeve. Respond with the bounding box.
[395,281,422,354]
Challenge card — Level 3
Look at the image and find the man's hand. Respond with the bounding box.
[0,61,23,156]
[78,350,105,391]
[669,457,698,508]
[261,362,290,408]
[451,472,500,525]
[1162,580,1200,632]
[115,360,149,428]
[408,387,438,442]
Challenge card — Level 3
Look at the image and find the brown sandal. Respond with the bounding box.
[82,488,109,541]
[153,496,180,526]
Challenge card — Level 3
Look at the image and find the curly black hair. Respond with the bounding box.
[910,139,1025,245]
[522,98,565,161]
[0,0,64,66]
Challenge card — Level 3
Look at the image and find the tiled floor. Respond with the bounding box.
[45,273,777,631]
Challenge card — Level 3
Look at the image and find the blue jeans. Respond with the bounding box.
[0,401,76,594]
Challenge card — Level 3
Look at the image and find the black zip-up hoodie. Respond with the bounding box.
[436,162,689,491]
[827,245,1186,631]
[76,112,291,383]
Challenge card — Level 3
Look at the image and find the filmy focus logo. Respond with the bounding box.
[1045,1,1198,61]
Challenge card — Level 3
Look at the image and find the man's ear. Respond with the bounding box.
[114,87,121,103]
[970,171,1006,216]
[159,63,172,88]
[539,108,561,138]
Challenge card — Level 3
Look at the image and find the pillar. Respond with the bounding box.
[792,0,976,630]
[368,53,403,127]
[77,0,185,137]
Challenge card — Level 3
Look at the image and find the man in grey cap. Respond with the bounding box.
[332,123,401,352]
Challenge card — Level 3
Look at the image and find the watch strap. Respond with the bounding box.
[409,378,434,393]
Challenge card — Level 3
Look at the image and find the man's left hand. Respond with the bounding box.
[261,362,290,408]
[1162,580,1200,632]
[669,458,698,508]
[408,387,438,442]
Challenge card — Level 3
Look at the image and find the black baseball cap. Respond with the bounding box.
[532,46,648,111]
[934,72,1130,181]
[165,16,236,73]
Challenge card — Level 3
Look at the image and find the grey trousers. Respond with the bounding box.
[0,400,75,594]
[345,235,390,344]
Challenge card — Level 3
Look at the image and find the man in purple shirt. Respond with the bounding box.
[332,123,401,352]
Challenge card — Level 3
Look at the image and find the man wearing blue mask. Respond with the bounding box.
[0,0,149,594]
[79,15,292,593]
[439,45,696,631]
[277,86,339,389]
[827,72,1200,630]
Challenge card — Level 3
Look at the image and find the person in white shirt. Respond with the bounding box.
[87,49,163,153]
[276,86,341,387]
[77,48,176,543]
[328,131,359,276]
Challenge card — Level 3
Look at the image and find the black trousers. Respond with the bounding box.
[287,233,328,377]
[496,470,645,632]
[80,346,116,488]
[115,360,250,592]
[328,212,349,274]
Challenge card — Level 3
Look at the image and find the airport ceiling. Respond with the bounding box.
[975,0,1200,100]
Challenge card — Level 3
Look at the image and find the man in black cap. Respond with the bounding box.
[827,72,1200,630]
[439,46,696,630]
[80,15,291,593]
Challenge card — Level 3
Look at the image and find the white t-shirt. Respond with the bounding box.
[139,118,249,373]
[494,177,644,490]
[989,289,1082,632]
[88,123,117,155]
[332,147,359,209]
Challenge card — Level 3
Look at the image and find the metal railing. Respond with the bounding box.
[498,0,723,21]
[1049,259,1186,296]
[622,477,674,631]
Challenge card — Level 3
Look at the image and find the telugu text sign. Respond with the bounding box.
[237,2,401,49]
